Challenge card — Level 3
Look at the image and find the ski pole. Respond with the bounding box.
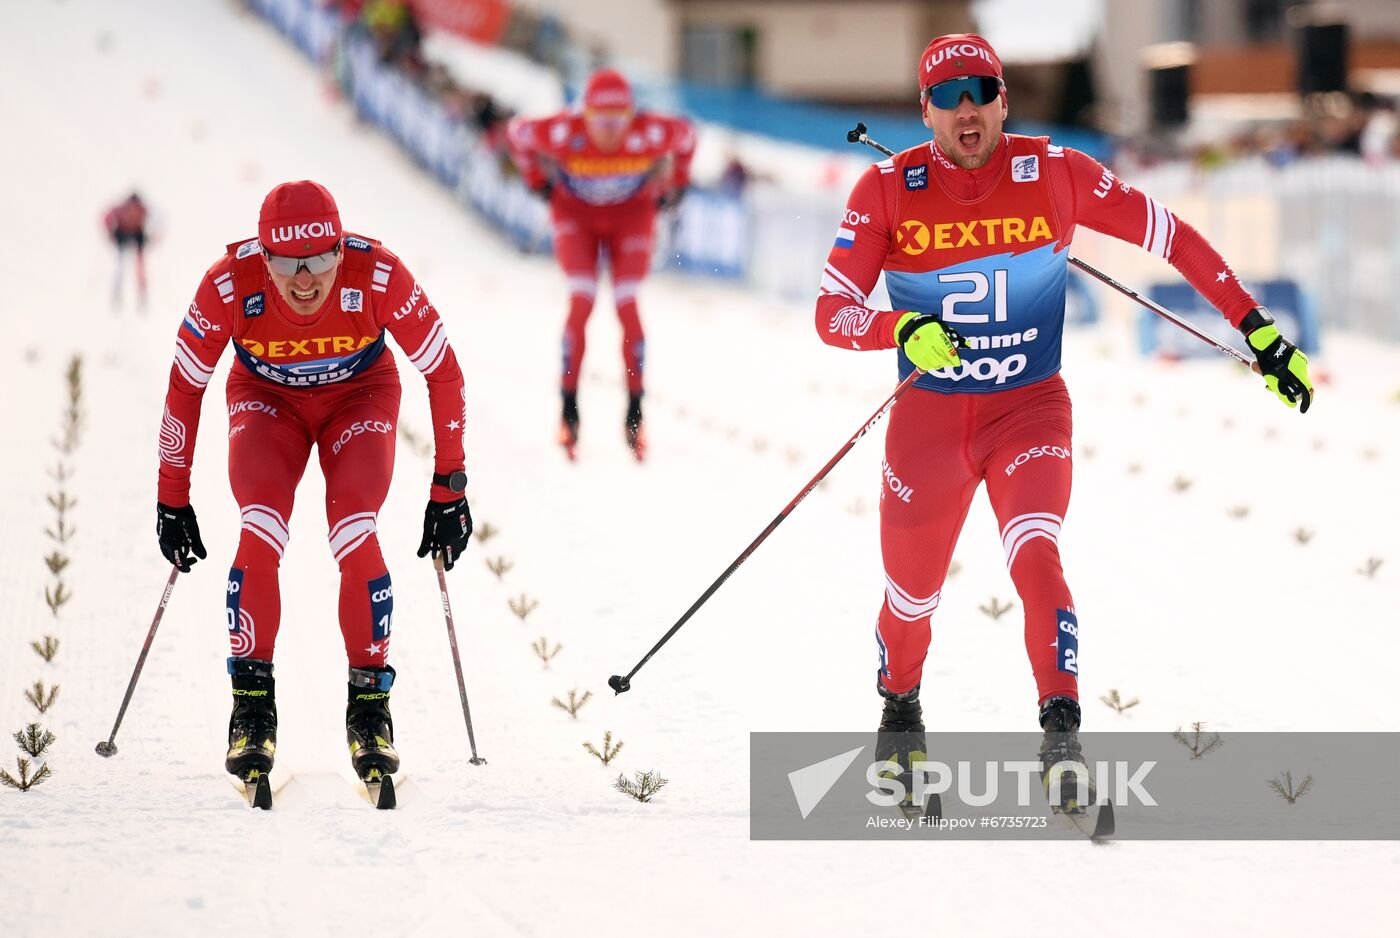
[435,555,486,765]
[845,123,1260,371]
[95,566,180,757]
[609,369,924,695]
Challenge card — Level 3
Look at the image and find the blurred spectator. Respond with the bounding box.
[718,154,752,196]
[104,191,150,310]
[1360,97,1398,165]
[363,0,422,71]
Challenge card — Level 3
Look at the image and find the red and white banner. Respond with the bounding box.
[411,0,510,45]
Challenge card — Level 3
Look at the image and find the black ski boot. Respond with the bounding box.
[225,657,277,779]
[875,681,929,816]
[347,665,400,778]
[1037,696,1095,812]
[559,391,580,459]
[624,393,646,460]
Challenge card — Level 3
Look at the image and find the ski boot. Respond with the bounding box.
[347,665,400,776]
[624,393,647,461]
[875,681,934,819]
[1037,696,1095,812]
[226,658,277,802]
[559,391,580,460]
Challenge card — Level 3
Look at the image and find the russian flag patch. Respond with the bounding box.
[833,227,856,249]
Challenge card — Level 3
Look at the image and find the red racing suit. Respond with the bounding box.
[816,135,1259,704]
[506,110,696,394]
[159,233,466,668]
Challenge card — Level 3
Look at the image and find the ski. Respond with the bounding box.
[559,423,578,461]
[895,792,943,824]
[233,770,273,810]
[1051,799,1114,840]
[1042,761,1114,840]
[358,767,397,810]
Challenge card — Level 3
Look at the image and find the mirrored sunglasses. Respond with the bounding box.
[923,75,1003,110]
[264,244,340,277]
[585,109,632,131]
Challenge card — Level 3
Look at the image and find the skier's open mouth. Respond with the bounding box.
[957,130,982,152]
[290,286,318,303]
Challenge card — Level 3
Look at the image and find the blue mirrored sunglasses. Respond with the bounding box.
[263,243,340,277]
[922,75,1003,110]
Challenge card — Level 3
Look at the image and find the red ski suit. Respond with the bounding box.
[817,136,1259,704]
[159,234,466,668]
[506,110,696,394]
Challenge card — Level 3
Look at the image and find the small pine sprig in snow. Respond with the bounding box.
[1173,722,1224,759]
[1100,689,1140,715]
[1268,771,1314,804]
[509,594,539,622]
[583,731,623,765]
[551,688,591,718]
[0,757,52,792]
[31,635,60,663]
[24,682,60,714]
[614,770,668,803]
[14,723,56,758]
[532,636,561,668]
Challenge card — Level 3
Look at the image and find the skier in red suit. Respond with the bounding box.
[154,180,473,787]
[506,68,696,460]
[815,35,1313,814]
[104,191,150,309]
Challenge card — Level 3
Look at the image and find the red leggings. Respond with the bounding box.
[876,375,1078,706]
[552,208,655,395]
[223,366,400,668]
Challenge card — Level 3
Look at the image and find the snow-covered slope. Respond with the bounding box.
[1,2,1396,936]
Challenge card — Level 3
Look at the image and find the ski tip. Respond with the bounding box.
[375,774,396,810]
[94,741,117,758]
[248,772,273,810]
[1091,800,1115,839]
[608,674,630,695]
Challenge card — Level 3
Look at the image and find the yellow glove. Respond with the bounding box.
[1242,308,1313,413]
[895,312,963,372]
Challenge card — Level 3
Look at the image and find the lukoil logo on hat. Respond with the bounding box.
[583,68,633,111]
[259,180,341,256]
[919,33,1003,91]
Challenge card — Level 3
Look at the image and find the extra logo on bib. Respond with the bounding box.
[1012,155,1039,182]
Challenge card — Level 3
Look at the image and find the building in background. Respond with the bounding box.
[1095,0,1400,139]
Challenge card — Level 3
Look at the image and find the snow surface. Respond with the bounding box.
[2,2,1398,936]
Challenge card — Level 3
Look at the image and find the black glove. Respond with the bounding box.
[156,502,207,573]
[533,179,554,201]
[417,497,472,571]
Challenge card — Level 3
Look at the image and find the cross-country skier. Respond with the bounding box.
[815,34,1313,814]
[506,68,696,460]
[104,191,150,309]
[154,181,473,789]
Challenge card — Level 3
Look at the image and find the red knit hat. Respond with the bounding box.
[258,180,341,256]
[583,68,633,111]
[919,33,1003,91]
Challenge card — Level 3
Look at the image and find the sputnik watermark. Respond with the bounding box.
[865,757,1157,809]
